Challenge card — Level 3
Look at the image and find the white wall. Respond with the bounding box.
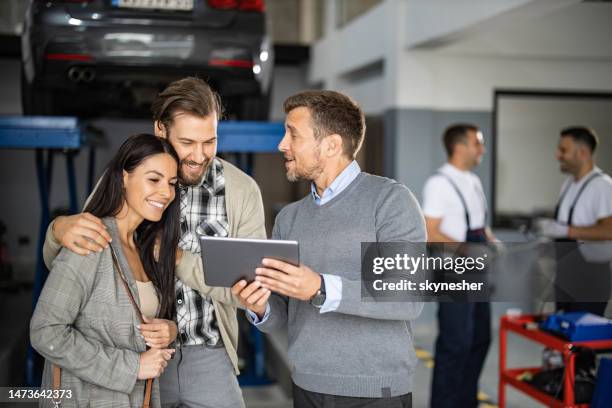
[395,1,612,111]
[496,96,612,216]
[403,0,538,48]
[270,65,311,121]
[440,3,612,60]
[396,54,612,111]
[309,0,395,109]
[309,0,612,114]
[310,2,386,83]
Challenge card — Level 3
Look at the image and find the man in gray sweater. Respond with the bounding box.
[233,90,425,407]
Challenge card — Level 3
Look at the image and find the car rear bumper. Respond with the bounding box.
[39,61,262,97]
[24,9,271,95]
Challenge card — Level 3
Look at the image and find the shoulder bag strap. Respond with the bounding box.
[51,365,61,405]
[109,245,152,408]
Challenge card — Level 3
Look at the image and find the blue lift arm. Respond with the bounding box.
[0,116,106,386]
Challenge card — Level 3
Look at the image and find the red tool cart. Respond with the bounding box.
[499,314,612,408]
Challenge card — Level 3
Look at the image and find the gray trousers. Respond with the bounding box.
[160,345,245,408]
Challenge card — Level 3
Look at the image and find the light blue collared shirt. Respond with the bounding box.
[248,161,361,324]
[310,160,361,206]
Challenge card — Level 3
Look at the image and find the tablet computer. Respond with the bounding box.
[198,235,300,287]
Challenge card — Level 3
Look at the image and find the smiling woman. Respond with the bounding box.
[122,155,178,222]
[30,134,181,407]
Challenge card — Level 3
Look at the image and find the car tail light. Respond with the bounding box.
[207,0,238,9]
[45,53,93,62]
[34,0,95,3]
[207,0,264,12]
[238,0,264,12]
[209,59,253,68]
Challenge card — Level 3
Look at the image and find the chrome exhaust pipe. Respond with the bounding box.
[67,66,83,82]
[81,68,95,83]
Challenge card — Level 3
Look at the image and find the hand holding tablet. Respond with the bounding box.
[198,235,300,287]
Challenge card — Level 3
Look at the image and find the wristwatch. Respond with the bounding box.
[310,275,327,308]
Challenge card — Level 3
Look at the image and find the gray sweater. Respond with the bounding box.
[251,172,426,398]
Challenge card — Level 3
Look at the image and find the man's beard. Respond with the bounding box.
[286,170,299,183]
[559,159,577,175]
[286,159,324,183]
[179,159,209,186]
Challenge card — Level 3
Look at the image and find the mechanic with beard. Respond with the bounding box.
[537,126,612,316]
[41,77,265,408]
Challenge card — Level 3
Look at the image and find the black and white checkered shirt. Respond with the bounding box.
[176,158,228,347]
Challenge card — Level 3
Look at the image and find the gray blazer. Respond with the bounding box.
[30,217,161,407]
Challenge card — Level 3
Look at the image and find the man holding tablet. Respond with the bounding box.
[233,90,426,407]
[41,77,265,408]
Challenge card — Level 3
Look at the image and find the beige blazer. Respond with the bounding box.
[42,158,266,374]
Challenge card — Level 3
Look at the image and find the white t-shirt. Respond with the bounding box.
[422,163,488,242]
[556,167,612,262]
[556,167,612,227]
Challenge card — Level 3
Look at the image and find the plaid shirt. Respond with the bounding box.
[176,158,229,347]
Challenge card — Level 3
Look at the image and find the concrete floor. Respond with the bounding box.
[238,302,565,408]
[408,302,543,408]
[1,288,545,408]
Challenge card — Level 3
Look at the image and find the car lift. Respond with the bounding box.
[0,116,106,386]
[0,116,284,387]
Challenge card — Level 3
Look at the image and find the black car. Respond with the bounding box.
[21,0,273,119]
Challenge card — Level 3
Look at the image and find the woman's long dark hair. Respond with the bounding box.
[84,133,180,320]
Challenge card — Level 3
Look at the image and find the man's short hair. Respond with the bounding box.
[443,123,479,157]
[283,90,365,159]
[152,77,223,135]
[560,126,598,153]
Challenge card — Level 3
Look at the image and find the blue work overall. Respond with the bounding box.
[554,172,610,316]
[431,174,491,408]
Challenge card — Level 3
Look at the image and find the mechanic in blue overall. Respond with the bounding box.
[422,124,498,408]
[537,127,612,316]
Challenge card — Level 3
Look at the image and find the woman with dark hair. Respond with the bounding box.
[31,133,181,407]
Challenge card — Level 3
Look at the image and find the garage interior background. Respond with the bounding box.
[1,0,612,406]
